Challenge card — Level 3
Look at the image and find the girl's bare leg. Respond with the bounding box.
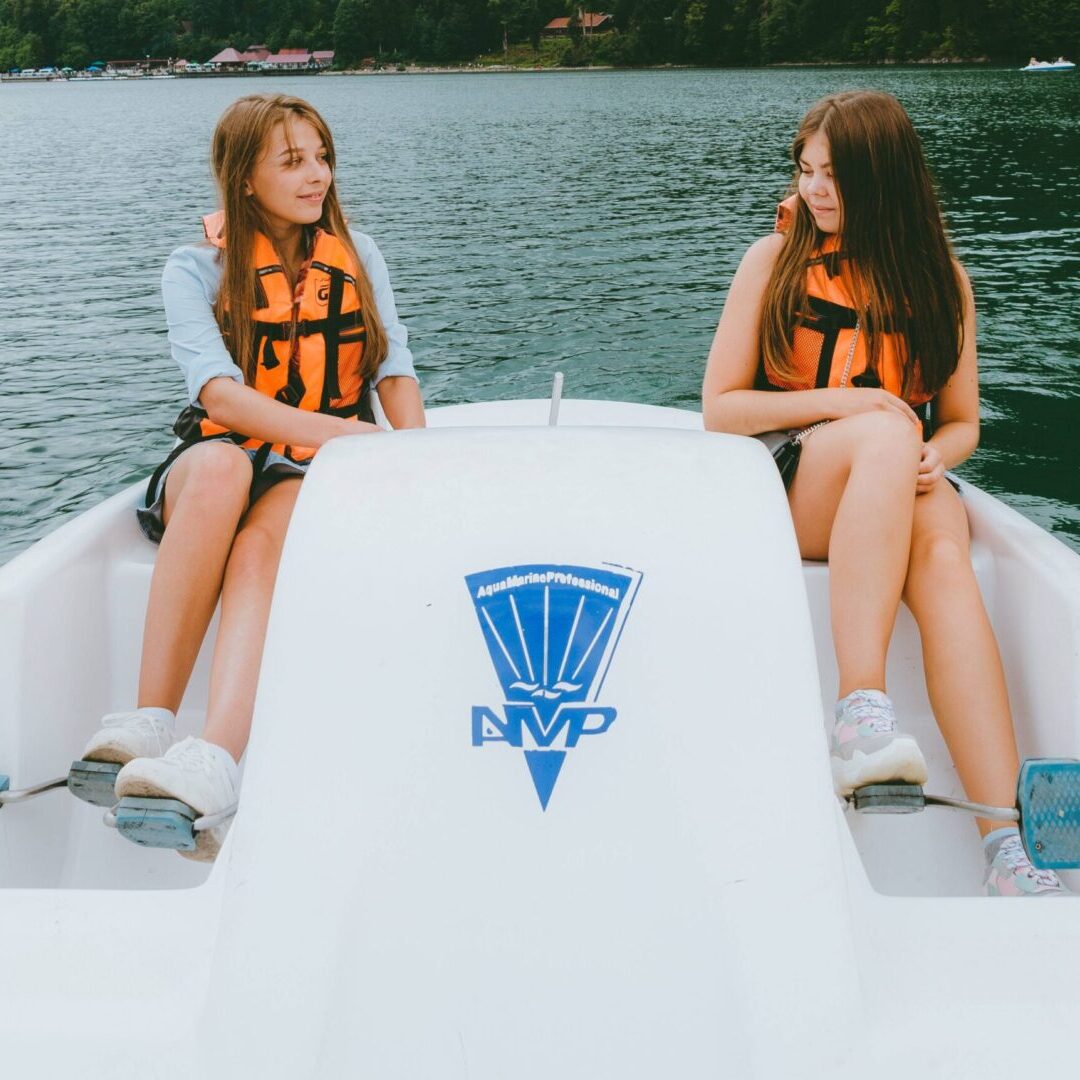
[903,481,1019,834]
[786,412,923,696]
[200,477,303,763]
[137,443,253,712]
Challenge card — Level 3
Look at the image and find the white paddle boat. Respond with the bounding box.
[1020,59,1076,71]
[2,390,1079,1077]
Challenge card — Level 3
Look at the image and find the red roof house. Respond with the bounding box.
[207,47,248,66]
[266,49,313,67]
[543,12,614,35]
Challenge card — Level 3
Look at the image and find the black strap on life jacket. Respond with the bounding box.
[250,309,365,341]
[258,334,280,371]
[249,274,368,412]
[754,297,894,394]
[320,266,346,408]
[274,361,307,408]
[808,250,845,279]
[310,260,356,286]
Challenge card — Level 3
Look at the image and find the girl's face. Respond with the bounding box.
[244,117,332,237]
[797,129,840,234]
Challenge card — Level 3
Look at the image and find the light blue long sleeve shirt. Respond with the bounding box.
[161,229,418,406]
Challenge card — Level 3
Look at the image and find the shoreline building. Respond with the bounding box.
[205,45,333,72]
[265,48,314,69]
[542,12,615,36]
[206,47,254,71]
[107,57,170,73]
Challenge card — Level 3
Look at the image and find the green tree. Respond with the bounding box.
[333,0,372,63]
[15,28,43,65]
[861,0,902,60]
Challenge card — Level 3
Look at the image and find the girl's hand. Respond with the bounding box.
[917,442,946,493]
[824,388,923,427]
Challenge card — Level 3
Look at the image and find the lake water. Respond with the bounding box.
[1,68,1077,563]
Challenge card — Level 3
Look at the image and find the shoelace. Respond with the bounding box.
[164,738,221,778]
[841,694,896,735]
[101,711,169,736]
[996,836,1061,890]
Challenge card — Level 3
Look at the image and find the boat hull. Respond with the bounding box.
[1,400,1079,1077]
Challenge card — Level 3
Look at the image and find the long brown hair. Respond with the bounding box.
[208,93,388,385]
[760,90,965,399]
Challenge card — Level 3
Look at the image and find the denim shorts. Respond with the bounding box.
[135,440,310,544]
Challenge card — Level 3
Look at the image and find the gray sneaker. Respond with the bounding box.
[830,689,928,796]
[983,830,1068,897]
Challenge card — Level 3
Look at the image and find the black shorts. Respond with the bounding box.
[135,440,310,544]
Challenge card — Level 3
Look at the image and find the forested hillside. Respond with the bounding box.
[1,0,1075,70]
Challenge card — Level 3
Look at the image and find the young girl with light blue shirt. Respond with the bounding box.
[75,93,424,860]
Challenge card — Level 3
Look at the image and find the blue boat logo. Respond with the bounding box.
[466,563,643,809]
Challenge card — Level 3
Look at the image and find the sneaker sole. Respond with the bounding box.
[986,887,1068,898]
[114,776,222,862]
[82,745,138,766]
[831,737,928,796]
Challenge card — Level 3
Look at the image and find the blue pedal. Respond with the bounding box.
[114,797,197,851]
[851,783,926,814]
[67,760,122,807]
[1018,758,1080,870]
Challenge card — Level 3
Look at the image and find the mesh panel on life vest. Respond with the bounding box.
[791,324,827,385]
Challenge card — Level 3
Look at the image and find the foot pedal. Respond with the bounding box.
[113,797,197,851]
[851,783,926,814]
[67,760,122,807]
[1018,759,1080,870]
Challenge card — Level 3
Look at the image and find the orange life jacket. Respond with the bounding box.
[756,196,932,406]
[173,210,372,463]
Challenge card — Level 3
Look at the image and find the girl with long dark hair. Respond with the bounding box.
[702,90,1063,896]
[76,94,424,860]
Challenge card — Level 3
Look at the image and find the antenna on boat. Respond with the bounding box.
[548,371,564,427]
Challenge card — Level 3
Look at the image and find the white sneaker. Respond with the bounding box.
[116,736,239,862]
[81,708,176,765]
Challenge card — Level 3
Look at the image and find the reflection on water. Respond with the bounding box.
[1,68,1077,563]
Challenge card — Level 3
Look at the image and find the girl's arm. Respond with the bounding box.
[702,236,921,434]
[354,231,426,431]
[377,375,425,429]
[203,372,427,446]
[918,265,980,491]
[200,377,379,446]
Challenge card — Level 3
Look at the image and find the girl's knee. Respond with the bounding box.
[227,518,287,579]
[177,444,252,504]
[847,411,922,461]
[909,529,971,582]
